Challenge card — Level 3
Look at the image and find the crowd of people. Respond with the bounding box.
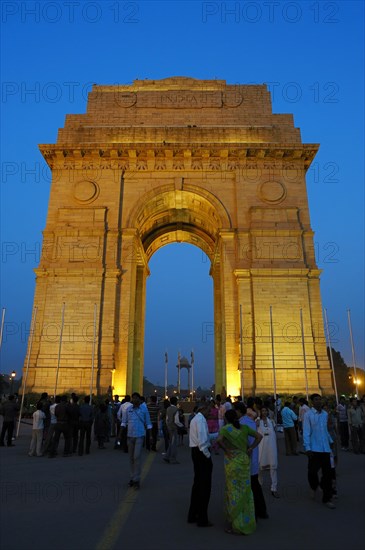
[186,392,365,533]
[1,390,365,535]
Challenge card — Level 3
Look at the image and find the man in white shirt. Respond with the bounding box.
[29,402,46,457]
[336,396,349,450]
[224,397,232,412]
[42,395,61,455]
[187,404,213,527]
[117,395,133,452]
[298,398,310,437]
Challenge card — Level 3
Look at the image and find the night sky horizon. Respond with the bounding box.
[1,1,364,390]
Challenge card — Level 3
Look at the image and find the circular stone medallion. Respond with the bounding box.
[259,181,286,204]
[73,180,99,203]
[114,92,137,108]
[222,90,243,107]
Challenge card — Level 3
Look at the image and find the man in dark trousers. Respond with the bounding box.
[78,395,94,455]
[49,395,71,457]
[146,395,159,451]
[0,395,19,447]
[69,394,80,453]
[303,393,335,508]
[187,404,213,527]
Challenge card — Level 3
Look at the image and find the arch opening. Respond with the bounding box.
[144,242,214,396]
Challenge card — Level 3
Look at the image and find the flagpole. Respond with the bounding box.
[177,351,181,395]
[0,307,6,351]
[54,302,65,397]
[90,303,97,404]
[269,306,277,425]
[324,308,339,404]
[17,306,37,437]
[300,308,309,400]
[191,350,194,403]
[164,351,168,398]
[239,304,244,400]
[347,309,359,397]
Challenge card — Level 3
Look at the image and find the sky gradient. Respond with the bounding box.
[1,1,364,389]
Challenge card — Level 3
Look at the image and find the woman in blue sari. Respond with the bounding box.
[217,409,262,535]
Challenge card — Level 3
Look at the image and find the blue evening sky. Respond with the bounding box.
[1,0,364,389]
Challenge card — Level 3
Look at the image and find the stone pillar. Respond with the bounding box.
[235,269,255,396]
[97,269,121,394]
[23,269,48,390]
[211,262,224,392]
[132,263,149,392]
[307,271,333,393]
[219,230,239,396]
[114,229,139,396]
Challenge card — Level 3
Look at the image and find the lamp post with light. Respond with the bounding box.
[349,374,363,398]
[353,378,361,397]
[10,370,16,394]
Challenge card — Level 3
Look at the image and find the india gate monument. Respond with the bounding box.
[24,77,334,397]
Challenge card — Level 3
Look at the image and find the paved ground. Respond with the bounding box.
[1,421,364,550]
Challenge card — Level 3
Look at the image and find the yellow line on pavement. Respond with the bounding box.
[95,451,156,550]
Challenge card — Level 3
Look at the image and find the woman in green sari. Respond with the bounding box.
[217,409,262,535]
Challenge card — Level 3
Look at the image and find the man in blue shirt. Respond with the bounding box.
[121,392,152,489]
[303,393,335,509]
[281,402,298,455]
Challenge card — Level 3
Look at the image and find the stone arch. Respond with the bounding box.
[27,78,333,399]
[127,185,232,261]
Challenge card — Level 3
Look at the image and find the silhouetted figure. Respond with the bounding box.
[0,395,19,447]
[49,395,72,457]
[78,396,94,455]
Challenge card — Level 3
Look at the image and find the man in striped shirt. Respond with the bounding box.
[146,395,160,451]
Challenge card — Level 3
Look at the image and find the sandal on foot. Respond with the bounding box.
[225,529,240,535]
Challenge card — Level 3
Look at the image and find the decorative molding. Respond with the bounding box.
[40,144,317,172]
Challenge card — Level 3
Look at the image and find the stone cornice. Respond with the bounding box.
[93,78,228,92]
[39,144,318,169]
[234,268,322,278]
[34,267,123,278]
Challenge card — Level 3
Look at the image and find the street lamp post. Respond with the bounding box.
[191,350,194,403]
[10,370,16,394]
[164,351,168,398]
[177,352,181,396]
[353,378,362,395]
[347,309,359,397]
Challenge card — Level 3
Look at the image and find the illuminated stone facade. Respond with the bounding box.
[24,77,333,396]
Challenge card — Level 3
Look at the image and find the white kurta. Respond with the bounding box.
[257,418,278,469]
